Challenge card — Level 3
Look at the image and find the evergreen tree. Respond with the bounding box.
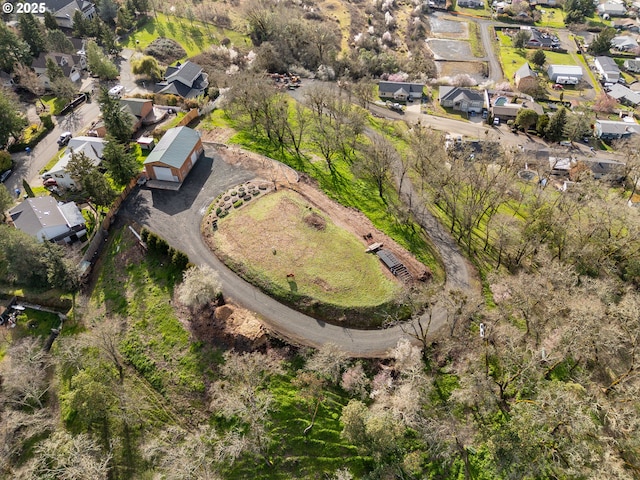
[0,89,27,147]
[116,7,135,33]
[46,57,65,82]
[531,49,546,67]
[72,10,91,37]
[98,87,134,143]
[0,21,32,71]
[43,11,60,30]
[46,30,75,54]
[545,107,567,142]
[102,136,140,186]
[588,28,615,55]
[19,13,46,58]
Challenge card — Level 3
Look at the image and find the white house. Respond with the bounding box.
[547,64,583,84]
[597,1,627,17]
[623,58,640,72]
[611,35,639,51]
[9,196,86,243]
[43,137,106,189]
[595,56,621,83]
[595,119,640,141]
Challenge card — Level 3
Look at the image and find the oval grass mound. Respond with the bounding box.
[211,190,405,327]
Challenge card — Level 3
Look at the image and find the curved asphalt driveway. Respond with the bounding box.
[119,146,474,357]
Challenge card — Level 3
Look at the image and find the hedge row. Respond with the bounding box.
[140,228,190,271]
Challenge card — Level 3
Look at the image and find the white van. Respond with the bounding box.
[108,85,124,98]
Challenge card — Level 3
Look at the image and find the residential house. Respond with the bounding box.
[582,158,625,180]
[605,83,640,106]
[613,18,640,32]
[439,86,489,114]
[31,52,86,89]
[378,81,424,101]
[611,35,639,51]
[514,63,538,91]
[143,126,204,185]
[547,64,583,84]
[46,0,96,29]
[623,58,640,72]
[458,0,484,7]
[597,1,627,17]
[594,119,640,141]
[595,56,621,83]
[549,156,574,176]
[155,61,209,99]
[492,102,523,121]
[42,136,106,189]
[529,0,557,6]
[524,27,561,49]
[119,98,154,132]
[9,196,86,243]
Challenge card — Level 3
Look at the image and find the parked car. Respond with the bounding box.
[559,140,572,147]
[552,84,564,90]
[0,169,12,183]
[57,131,72,147]
[493,117,500,126]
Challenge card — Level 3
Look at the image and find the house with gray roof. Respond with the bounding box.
[439,86,489,113]
[45,0,96,29]
[143,127,204,186]
[623,58,640,73]
[595,56,621,83]
[31,52,86,88]
[547,64,583,84]
[595,119,640,141]
[597,1,627,17]
[606,83,640,106]
[525,27,561,49]
[155,61,209,99]
[514,63,538,91]
[42,136,106,189]
[611,35,639,51]
[378,81,424,101]
[9,196,86,243]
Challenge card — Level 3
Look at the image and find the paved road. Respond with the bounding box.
[119,146,471,357]
[6,101,101,195]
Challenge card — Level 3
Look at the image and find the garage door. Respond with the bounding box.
[153,166,175,182]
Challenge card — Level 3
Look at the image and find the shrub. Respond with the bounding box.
[0,150,11,172]
[39,114,54,130]
[140,228,149,242]
[233,200,243,208]
[171,250,190,271]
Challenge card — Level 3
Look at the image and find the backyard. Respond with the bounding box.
[122,13,247,59]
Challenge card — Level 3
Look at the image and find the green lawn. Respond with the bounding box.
[497,32,576,81]
[122,13,247,59]
[41,95,66,116]
[92,228,215,397]
[229,375,372,479]
[214,190,402,308]
[534,7,565,28]
[456,3,493,18]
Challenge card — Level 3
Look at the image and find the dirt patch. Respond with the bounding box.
[175,300,268,351]
[426,39,474,61]
[199,128,236,144]
[304,212,327,230]
[436,60,488,82]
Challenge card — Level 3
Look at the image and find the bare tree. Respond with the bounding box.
[355,135,397,199]
[176,265,222,309]
[305,342,348,384]
[20,431,111,480]
[1,337,51,409]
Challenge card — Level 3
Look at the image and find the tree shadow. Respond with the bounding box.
[288,280,298,292]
